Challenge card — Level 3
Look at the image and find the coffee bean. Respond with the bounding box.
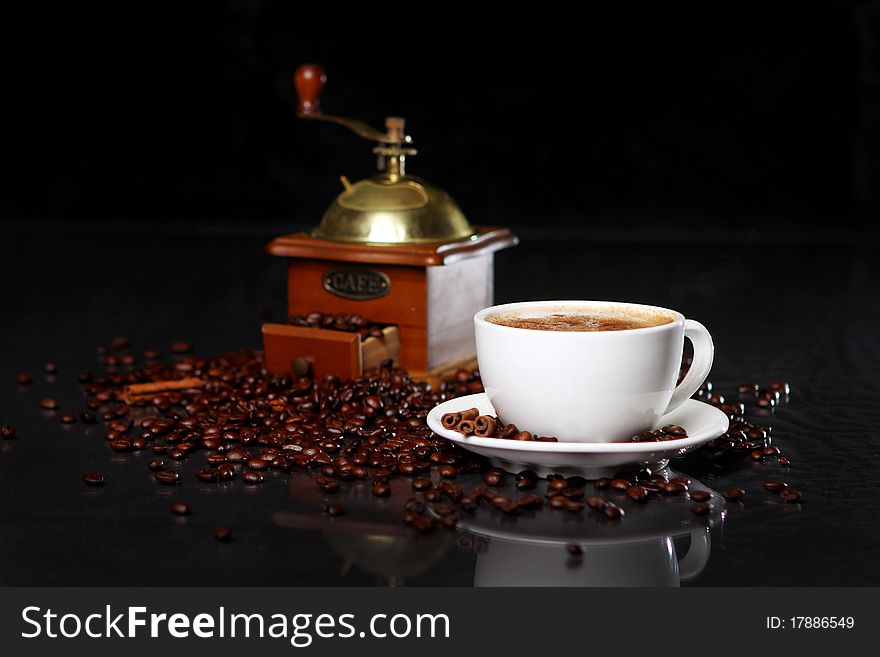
[170,501,191,516]
[148,459,165,472]
[547,478,568,492]
[750,450,764,461]
[594,477,611,489]
[610,478,632,491]
[216,464,236,481]
[738,383,759,394]
[171,342,193,354]
[746,427,767,440]
[412,477,433,491]
[689,490,711,503]
[780,489,801,502]
[399,461,421,476]
[763,480,787,492]
[60,413,77,424]
[439,465,458,478]
[690,502,710,516]
[246,458,268,471]
[109,438,132,452]
[1,425,16,439]
[778,456,791,466]
[15,373,31,385]
[82,472,104,486]
[213,526,234,542]
[723,488,745,500]
[662,482,687,495]
[566,544,583,556]
[39,397,59,410]
[226,447,247,462]
[242,471,264,484]
[483,471,503,486]
[662,424,687,436]
[549,496,568,509]
[154,471,179,485]
[372,481,390,497]
[586,496,606,511]
[626,486,649,503]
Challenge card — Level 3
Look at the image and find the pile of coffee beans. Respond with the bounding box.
[13,338,798,544]
[288,312,388,340]
[440,409,557,442]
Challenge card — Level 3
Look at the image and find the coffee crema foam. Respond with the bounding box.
[487,307,675,332]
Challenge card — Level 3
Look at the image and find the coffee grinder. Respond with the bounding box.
[264,64,517,384]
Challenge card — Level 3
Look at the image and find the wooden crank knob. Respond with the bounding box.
[294,64,326,115]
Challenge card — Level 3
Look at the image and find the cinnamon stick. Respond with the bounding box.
[123,377,204,403]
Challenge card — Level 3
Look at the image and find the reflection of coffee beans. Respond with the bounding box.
[488,306,674,332]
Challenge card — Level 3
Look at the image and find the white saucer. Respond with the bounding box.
[426,393,729,477]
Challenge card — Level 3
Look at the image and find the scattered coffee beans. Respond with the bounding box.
[154,471,179,485]
[29,342,798,540]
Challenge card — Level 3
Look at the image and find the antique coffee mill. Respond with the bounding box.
[264,64,517,384]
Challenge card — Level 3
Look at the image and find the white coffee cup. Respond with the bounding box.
[474,300,714,443]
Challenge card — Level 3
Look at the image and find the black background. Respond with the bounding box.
[1,1,876,235]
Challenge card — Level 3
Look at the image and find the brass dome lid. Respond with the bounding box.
[311,172,476,245]
[293,64,476,246]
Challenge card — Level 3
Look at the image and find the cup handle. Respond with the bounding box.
[678,527,711,582]
[665,319,714,414]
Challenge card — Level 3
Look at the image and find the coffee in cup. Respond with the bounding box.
[487,305,674,332]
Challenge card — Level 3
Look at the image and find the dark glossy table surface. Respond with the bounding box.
[1,224,878,586]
